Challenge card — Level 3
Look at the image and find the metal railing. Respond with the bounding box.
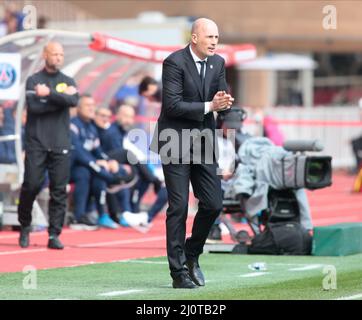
[246,106,362,168]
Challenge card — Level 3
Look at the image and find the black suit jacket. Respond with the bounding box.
[150,45,228,160]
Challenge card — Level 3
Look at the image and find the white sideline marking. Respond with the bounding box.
[270,263,326,267]
[113,254,165,264]
[334,293,362,300]
[98,289,143,297]
[53,259,96,263]
[289,264,323,271]
[0,229,79,240]
[77,235,166,248]
[240,272,270,278]
[119,260,167,265]
[0,236,166,256]
[0,248,47,256]
[270,263,311,266]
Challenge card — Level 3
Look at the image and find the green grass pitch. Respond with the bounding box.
[0,253,361,300]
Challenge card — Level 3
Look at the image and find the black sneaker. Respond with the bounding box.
[206,224,222,244]
[47,235,64,250]
[69,214,99,231]
[19,226,31,248]
[79,214,98,226]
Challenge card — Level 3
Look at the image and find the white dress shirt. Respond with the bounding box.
[189,46,212,114]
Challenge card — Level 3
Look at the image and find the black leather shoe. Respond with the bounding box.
[186,260,205,286]
[47,236,64,250]
[172,273,198,289]
[19,226,31,248]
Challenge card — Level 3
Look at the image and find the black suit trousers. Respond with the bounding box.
[162,158,223,278]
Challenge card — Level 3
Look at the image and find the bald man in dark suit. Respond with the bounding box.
[150,18,234,289]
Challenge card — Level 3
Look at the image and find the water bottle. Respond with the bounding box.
[248,262,267,271]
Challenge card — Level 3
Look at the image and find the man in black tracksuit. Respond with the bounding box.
[18,42,79,249]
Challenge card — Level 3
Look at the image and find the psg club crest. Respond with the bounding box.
[0,63,17,90]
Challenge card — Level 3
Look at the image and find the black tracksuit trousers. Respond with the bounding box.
[18,149,70,236]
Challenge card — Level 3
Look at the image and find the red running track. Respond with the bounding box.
[0,172,361,273]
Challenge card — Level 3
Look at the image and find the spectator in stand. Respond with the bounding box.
[4,11,18,34]
[137,76,159,116]
[0,17,6,37]
[69,94,134,230]
[110,77,140,115]
[37,15,49,29]
[252,108,284,146]
[1,4,24,35]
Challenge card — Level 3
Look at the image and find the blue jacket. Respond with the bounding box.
[98,122,126,154]
[70,116,109,170]
[95,121,160,180]
[0,108,16,164]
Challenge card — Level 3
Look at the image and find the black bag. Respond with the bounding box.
[247,221,312,255]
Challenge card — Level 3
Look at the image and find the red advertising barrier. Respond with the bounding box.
[89,32,257,66]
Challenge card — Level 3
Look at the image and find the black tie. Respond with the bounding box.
[197,61,206,99]
[198,60,206,83]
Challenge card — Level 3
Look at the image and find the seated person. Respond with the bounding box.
[93,105,139,223]
[208,108,313,243]
[223,135,314,232]
[129,163,167,232]
[0,105,16,164]
[70,94,134,229]
[207,109,246,242]
[96,104,167,231]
